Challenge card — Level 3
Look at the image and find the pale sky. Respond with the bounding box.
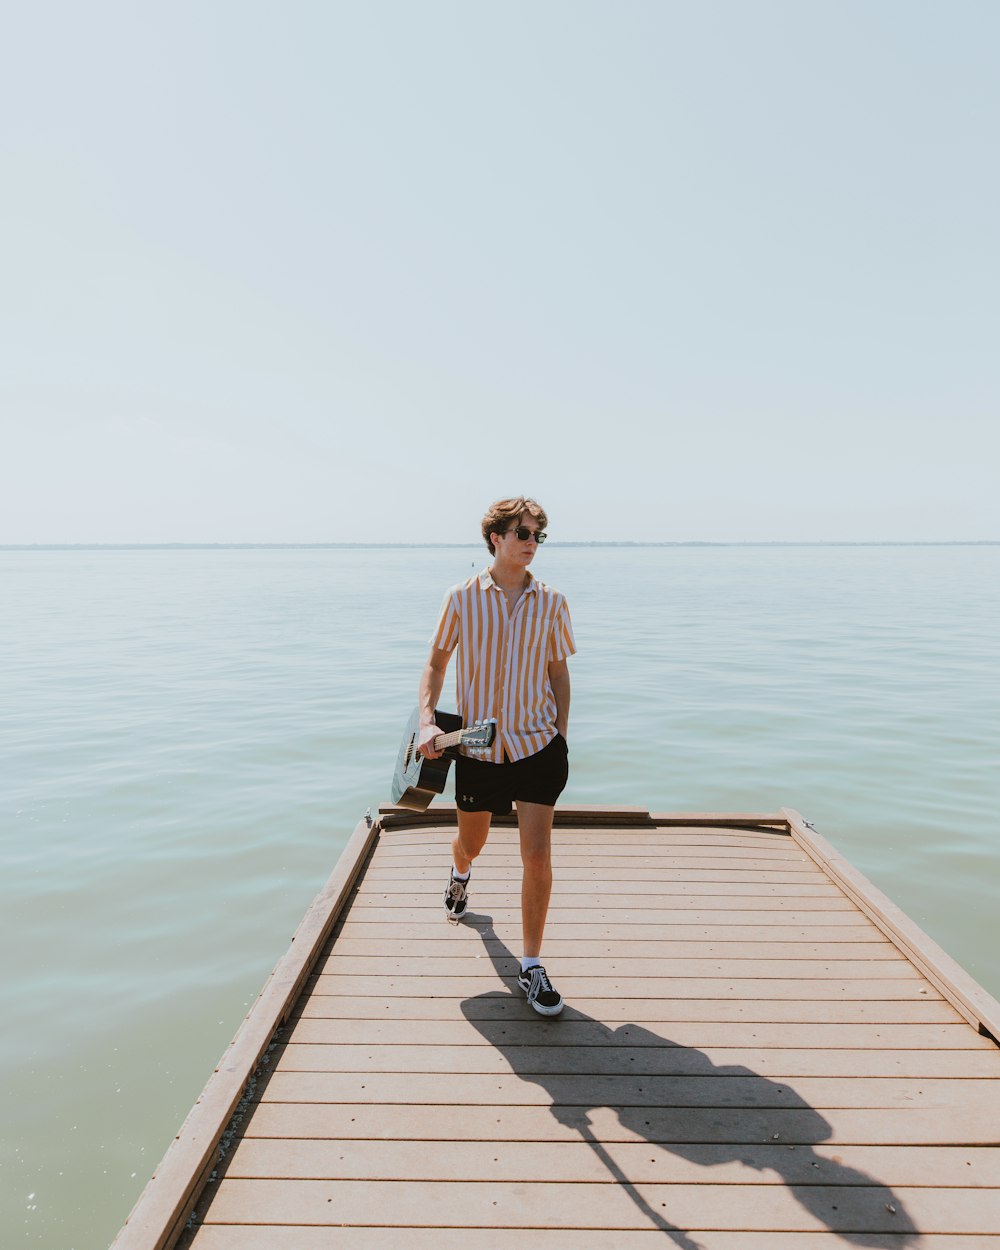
[2,2,997,544]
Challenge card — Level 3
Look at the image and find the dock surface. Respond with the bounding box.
[117,807,1000,1249]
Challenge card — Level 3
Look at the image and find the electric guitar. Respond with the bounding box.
[390,708,497,811]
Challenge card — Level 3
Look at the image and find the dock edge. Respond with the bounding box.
[110,813,381,1250]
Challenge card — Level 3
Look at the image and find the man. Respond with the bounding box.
[417,496,575,1016]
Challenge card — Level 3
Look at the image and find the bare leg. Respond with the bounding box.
[516,800,555,958]
[453,809,491,875]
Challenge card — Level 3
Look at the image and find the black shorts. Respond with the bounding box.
[455,733,569,816]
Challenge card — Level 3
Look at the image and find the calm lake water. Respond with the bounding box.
[2,544,998,1248]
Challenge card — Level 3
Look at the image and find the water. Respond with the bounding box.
[2,544,998,1248]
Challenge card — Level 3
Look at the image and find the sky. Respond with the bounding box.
[2,1,997,544]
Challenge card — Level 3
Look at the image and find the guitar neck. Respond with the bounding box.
[433,728,468,752]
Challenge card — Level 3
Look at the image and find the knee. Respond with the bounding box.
[521,846,552,877]
[456,831,487,863]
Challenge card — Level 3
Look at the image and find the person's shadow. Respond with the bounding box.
[460,916,919,1249]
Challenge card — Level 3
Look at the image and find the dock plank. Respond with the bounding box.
[317,954,917,979]
[355,879,846,896]
[326,936,902,959]
[376,834,795,851]
[360,865,830,885]
[189,1230,999,1250]
[333,919,885,941]
[247,1099,1000,1146]
[296,994,965,1024]
[197,1178,1000,1233]
[310,973,940,999]
[226,1139,1000,1187]
[346,892,859,911]
[288,1017,997,1050]
[260,1070,1000,1110]
[272,1042,1000,1078]
[337,905,865,925]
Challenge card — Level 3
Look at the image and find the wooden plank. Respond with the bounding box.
[272,1042,1000,1079]
[247,1099,1000,1145]
[379,803,664,828]
[364,866,830,883]
[370,846,816,863]
[649,811,791,827]
[377,821,789,836]
[376,839,801,858]
[111,816,381,1250]
[260,1070,1000,1110]
[318,956,917,981]
[188,1228,999,1250]
[338,906,865,925]
[323,937,902,961]
[197,1177,1000,1232]
[785,808,1000,1042]
[296,993,963,1024]
[354,878,845,896]
[287,1017,997,1051]
[333,919,888,942]
[379,827,797,845]
[224,1138,1000,1187]
[378,822,790,836]
[309,973,941,1000]
[372,836,809,853]
[354,895,853,914]
[374,841,807,859]
[342,906,862,926]
[188,1229,1000,1250]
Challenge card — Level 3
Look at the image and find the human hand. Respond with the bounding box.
[417,722,443,759]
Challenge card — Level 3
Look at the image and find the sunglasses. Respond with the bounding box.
[506,526,547,543]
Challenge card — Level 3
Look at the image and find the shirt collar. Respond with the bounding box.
[480,567,537,594]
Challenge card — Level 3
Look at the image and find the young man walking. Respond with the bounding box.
[417,497,575,1016]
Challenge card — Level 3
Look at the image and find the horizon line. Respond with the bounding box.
[3,540,998,551]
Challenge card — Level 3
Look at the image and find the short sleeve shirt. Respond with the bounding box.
[429,568,576,763]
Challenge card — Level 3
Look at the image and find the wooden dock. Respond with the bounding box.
[114,806,1000,1249]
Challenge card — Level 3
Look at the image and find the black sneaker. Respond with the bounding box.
[517,964,564,1016]
[444,871,469,923]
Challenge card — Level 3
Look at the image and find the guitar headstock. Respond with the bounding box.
[461,718,497,754]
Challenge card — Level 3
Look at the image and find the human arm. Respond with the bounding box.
[417,646,453,758]
[548,657,571,740]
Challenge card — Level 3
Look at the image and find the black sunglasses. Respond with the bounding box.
[506,526,547,543]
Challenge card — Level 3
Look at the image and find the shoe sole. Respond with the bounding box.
[518,978,564,1016]
[526,997,564,1016]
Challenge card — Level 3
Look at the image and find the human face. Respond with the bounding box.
[492,513,545,569]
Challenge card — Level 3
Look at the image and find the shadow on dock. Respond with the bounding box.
[461,915,919,1249]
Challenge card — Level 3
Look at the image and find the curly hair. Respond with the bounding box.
[481,497,548,555]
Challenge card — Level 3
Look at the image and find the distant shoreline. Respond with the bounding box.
[3,541,998,552]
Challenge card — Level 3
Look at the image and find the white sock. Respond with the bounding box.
[520,956,541,973]
[452,868,471,882]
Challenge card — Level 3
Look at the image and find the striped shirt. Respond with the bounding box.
[430,568,576,763]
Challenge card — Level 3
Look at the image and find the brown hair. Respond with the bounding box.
[481,497,548,555]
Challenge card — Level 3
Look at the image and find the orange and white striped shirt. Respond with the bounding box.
[430,568,576,763]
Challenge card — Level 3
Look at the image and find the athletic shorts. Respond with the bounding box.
[455,733,569,816]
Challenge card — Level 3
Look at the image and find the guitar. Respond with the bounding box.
[390,708,497,811]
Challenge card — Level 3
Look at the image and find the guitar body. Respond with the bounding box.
[390,709,495,811]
